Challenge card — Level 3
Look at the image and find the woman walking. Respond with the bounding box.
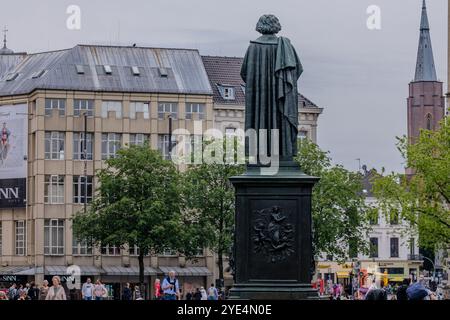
[45,276,67,300]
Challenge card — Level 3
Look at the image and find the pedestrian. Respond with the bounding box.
[193,288,202,300]
[0,291,8,300]
[161,271,180,300]
[200,286,207,300]
[154,279,162,300]
[122,283,132,300]
[133,286,143,300]
[185,289,193,301]
[396,279,410,301]
[8,283,17,300]
[46,276,67,300]
[207,283,218,300]
[93,280,107,300]
[81,278,94,300]
[27,282,40,300]
[39,280,49,300]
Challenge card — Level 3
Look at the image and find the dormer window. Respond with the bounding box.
[103,65,112,75]
[218,85,235,100]
[131,66,140,76]
[76,65,85,74]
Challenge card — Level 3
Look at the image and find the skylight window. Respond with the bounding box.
[31,70,46,79]
[76,65,85,74]
[104,65,112,74]
[5,73,18,81]
[131,66,140,76]
[158,67,168,78]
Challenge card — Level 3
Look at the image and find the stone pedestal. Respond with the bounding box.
[229,163,319,300]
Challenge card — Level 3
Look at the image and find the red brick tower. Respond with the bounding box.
[407,0,445,144]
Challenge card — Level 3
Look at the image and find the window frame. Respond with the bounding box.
[73,99,94,117]
[185,103,205,120]
[101,133,122,160]
[15,220,26,256]
[73,132,93,160]
[73,175,93,204]
[45,131,65,160]
[157,102,178,120]
[44,175,65,204]
[45,98,66,117]
[44,219,65,256]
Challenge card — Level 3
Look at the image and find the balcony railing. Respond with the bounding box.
[408,254,423,261]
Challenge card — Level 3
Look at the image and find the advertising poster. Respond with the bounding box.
[0,104,27,208]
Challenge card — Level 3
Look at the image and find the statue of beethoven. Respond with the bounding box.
[241,14,303,163]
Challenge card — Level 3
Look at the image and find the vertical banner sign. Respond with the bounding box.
[0,104,27,208]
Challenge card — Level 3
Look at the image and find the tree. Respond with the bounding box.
[295,139,370,262]
[182,161,244,282]
[372,117,450,250]
[72,144,201,297]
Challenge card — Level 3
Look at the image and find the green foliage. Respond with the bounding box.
[72,143,203,259]
[182,139,245,278]
[296,139,370,262]
[372,117,450,250]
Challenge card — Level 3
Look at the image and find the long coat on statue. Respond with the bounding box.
[241,34,303,161]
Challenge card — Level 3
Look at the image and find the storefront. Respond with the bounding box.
[0,266,36,290]
[44,265,104,300]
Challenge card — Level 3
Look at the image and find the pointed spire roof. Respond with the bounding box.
[0,26,14,55]
[414,0,437,81]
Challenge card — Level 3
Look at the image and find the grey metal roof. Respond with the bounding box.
[414,0,437,82]
[0,45,213,97]
[0,53,26,77]
[201,55,320,109]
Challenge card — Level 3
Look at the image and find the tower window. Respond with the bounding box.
[426,114,432,130]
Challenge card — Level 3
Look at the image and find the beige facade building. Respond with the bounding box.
[0,44,323,298]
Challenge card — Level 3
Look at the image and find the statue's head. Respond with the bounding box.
[256,14,282,35]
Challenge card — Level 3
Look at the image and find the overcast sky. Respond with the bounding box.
[1,0,447,173]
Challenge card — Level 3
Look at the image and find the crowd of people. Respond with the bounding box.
[313,274,446,300]
[0,276,110,301]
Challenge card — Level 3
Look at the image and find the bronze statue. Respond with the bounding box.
[241,14,303,163]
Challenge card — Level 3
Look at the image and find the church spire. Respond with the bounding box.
[414,0,437,81]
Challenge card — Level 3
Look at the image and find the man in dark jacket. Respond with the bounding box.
[397,279,410,300]
[122,283,132,300]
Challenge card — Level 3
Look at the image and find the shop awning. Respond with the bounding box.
[102,266,158,276]
[45,266,103,276]
[0,266,36,275]
[336,272,350,278]
[159,266,212,276]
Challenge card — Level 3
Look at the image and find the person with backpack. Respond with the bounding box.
[207,283,218,300]
[8,283,17,300]
[161,271,180,300]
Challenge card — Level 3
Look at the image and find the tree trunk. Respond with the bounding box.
[218,249,224,286]
[138,253,145,299]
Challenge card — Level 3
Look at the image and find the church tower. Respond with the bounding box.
[407,0,445,142]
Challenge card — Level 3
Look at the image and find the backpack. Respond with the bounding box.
[406,282,428,300]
